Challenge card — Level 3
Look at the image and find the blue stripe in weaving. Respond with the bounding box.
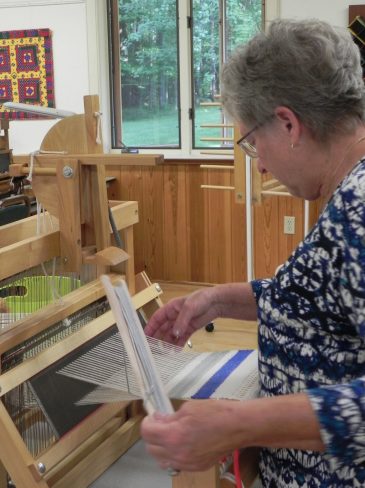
[191,350,252,399]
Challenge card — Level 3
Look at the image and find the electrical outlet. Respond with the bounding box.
[284,216,295,234]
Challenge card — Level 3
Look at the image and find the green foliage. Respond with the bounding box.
[122,105,231,147]
[118,0,262,146]
[120,0,178,110]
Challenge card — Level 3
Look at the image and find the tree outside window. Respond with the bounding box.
[108,0,263,153]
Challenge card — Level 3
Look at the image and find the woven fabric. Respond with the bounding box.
[59,330,260,406]
[0,28,54,119]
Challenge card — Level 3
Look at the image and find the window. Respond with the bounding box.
[108,0,263,156]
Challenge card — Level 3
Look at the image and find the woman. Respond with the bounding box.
[141,18,365,487]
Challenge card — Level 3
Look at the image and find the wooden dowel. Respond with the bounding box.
[200,184,234,191]
[200,124,234,128]
[262,179,281,190]
[200,164,234,170]
[199,102,222,107]
[262,179,288,191]
[9,165,57,177]
[30,167,57,176]
[261,190,291,197]
[200,150,233,155]
[271,185,287,192]
[200,137,233,142]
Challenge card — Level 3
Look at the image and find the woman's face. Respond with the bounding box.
[238,117,323,200]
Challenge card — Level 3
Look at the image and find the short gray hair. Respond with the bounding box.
[221,18,365,140]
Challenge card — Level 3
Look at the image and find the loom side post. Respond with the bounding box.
[135,271,163,317]
[0,402,49,487]
[83,95,104,154]
[118,225,135,294]
[83,163,111,252]
[56,158,82,272]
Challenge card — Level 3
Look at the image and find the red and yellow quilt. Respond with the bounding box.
[0,28,54,119]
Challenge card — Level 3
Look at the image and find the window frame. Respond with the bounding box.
[107,0,266,160]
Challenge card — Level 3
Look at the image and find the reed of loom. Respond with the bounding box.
[0,95,165,488]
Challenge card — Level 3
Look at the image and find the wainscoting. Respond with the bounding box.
[107,161,305,283]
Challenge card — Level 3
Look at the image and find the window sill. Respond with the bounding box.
[110,148,234,163]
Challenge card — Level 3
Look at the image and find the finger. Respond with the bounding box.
[141,413,177,444]
[147,318,189,345]
[145,298,184,337]
[144,310,171,336]
[148,322,174,341]
[172,292,215,338]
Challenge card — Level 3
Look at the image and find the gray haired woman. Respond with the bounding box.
[142,19,365,487]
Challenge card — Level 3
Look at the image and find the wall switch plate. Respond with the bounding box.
[284,216,295,234]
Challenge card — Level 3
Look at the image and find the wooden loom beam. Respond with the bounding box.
[39,403,128,473]
[0,201,138,282]
[0,232,60,281]
[0,277,105,355]
[12,153,164,167]
[0,214,44,246]
[0,311,117,395]
[48,415,142,488]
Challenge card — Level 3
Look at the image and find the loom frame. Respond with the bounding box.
[0,95,164,487]
[0,273,163,488]
[0,94,224,488]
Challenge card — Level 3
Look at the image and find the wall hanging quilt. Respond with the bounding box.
[0,28,55,119]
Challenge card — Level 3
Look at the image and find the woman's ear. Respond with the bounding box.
[274,106,301,145]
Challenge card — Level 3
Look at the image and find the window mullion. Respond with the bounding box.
[178,0,193,155]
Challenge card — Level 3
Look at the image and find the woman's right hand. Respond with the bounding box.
[144,287,219,346]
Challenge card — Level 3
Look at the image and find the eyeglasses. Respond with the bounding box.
[236,124,260,158]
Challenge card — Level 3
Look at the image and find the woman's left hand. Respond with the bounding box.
[141,399,247,472]
[141,393,326,473]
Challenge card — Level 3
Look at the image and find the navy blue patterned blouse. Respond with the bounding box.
[251,158,365,487]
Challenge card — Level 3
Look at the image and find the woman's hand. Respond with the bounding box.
[141,394,325,473]
[144,287,219,346]
[144,282,258,346]
[141,399,246,472]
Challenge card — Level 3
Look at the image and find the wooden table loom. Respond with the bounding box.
[0,95,165,488]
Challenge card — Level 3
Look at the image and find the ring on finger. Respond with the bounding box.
[167,466,180,476]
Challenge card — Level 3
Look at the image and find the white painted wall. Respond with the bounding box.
[0,0,90,153]
[279,0,365,26]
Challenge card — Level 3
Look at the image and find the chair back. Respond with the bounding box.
[0,195,31,225]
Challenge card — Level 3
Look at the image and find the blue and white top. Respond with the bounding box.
[251,158,365,487]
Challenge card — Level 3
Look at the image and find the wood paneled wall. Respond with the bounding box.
[107,162,304,284]
[253,194,304,278]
